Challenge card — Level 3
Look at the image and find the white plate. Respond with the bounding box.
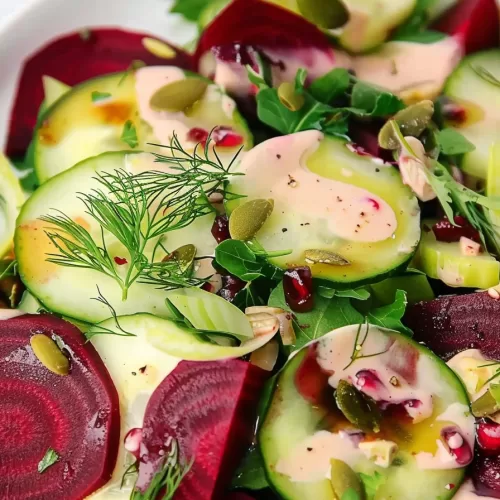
[0,0,195,148]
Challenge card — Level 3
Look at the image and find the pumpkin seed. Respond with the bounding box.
[229,199,274,241]
[335,380,382,433]
[304,249,350,266]
[150,78,209,113]
[297,0,349,29]
[30,334,70,376]
[142,37,177,59]
[278,82,305,111]
[162,244,197,273]
[330,459,365,500]
[471,383,500,417]
[378,100,435,150]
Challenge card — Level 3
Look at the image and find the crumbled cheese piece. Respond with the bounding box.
[358,440,398,468]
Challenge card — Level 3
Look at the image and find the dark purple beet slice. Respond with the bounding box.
[404,292,500,361]
[135,359,268,499]
[472,451,500,498]
[0,314,120,499]
[6,28,194,158]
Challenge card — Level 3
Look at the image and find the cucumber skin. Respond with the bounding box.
[258,327,470,500]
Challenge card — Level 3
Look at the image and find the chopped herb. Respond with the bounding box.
[344,321,390,370]
[38,448,59,473]
[390,0,435,41]
[437,128,476,156]
[341,488,361,500]
[91,91,112,103]
[120,120,139,148]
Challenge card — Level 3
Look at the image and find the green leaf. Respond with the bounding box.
[367,290,413,336]
[91,90,112,103]
[437,128,476,156]
[38,448,59,473]
[351,81,405,117]
[215,240,263,281]
[318,286,370,301]
[309,68,351,103]
[391,0,436,40]
[232,445,269,490]
[359,471,386,500]
[342,488,362,500]
[246,65,268,90]
[170,0,210,21]
[268,282,364,350]
[120,120,138,148]
[392,30,446,43]
[490,383,500,404]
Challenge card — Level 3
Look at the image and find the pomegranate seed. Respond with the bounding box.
[477,421,500,454]
[442,427,473,465]
[218,275,245,302]
[211,214,231,243]
[432,215,480,243]
[212,126,244,148]
[124,427,143,460]
[187,127,209,145]
[354,370,388,399]
[283,267,314,313]
[114,256,128,265]
[442,100,467,124]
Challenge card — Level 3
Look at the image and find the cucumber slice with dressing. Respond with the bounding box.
[443,49,500,179]
[259,324,474,500]
[415,220,500,288]
[15,151,217,323]
[226,131,421,285]
[33,67,252,183]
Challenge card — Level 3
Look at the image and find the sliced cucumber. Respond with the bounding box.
[42,75,71,110]
[88,314,180,498]
[443,49,500,179]
[415,221,500,288]
[226,131,420,285]
[17,291,41,313]
[15,151,217,323]
[0,154,25,257]
[33,68,252,183]
[259,324,474,500]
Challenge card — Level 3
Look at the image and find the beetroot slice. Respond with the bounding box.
[194,0,333,63]
[135,359,268,499]
[5,28,194,158]
[0,314,120,500]
[472,451,500,498]
[404,292,500,361]
[432,0,500,54]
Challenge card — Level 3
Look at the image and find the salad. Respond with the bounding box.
[2,0,500,498]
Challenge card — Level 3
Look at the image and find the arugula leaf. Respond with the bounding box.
[232,445,269,490]
[359,471,386,500]
[309,68,351,103]
[38,448,59,473]
[318,286,370,300]
[342,489,361,500]
[170,0,211,21]
[393,30,446,43]
[367,290,413,336]
[120,120,138,148]
[91,91,112,103]
[268,282,363,350]
[391,0,435,41]
[350,82,405,117]
[215,240,264,281]
[437,128,476,156]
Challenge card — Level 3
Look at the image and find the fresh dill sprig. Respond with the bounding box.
[131,438,193,500]
[343,320,388,370]
[41,132,243,300]
[471,65,500,88]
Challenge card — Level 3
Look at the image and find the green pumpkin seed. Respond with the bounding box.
[335,380,382,433]
[297,0,349,29]
[30,334,70,376]
[150,78,209,113]
[330,459,365,500]
[229,199,274,241]
[378,100,435,150]
[471,383,500,417]
[278,82,305,112]
[304,249,350,266]
[162,244,197,273]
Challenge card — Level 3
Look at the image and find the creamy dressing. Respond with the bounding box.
[236,130,397,243]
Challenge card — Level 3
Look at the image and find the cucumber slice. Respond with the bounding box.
[415,221,500,288]
[15,151,217,323]
[226,131,420,285]
[259,324,474,500]
[0,154,25,258]
[33,68,252,183]
[88,314,180,498]
[443,49,500,179]
[17,291,41,314]
[42,75,71,109]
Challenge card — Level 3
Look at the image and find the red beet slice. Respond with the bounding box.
[432,0,500,54]
[0,314,120,499]
[6,28,194,158]
[135,359,268,499]
[195,0,334,63]
[472,451,500,498]
[404,292,500,361]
